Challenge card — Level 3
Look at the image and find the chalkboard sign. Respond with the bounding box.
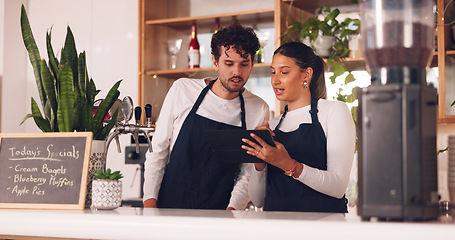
[0,132,92,210]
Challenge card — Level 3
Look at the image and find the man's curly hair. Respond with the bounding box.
[211,23,260,63]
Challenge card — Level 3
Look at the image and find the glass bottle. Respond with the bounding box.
[188,21,200,69]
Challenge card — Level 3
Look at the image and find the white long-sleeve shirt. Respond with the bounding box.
[248,99,356,208]
[143,78,269,210]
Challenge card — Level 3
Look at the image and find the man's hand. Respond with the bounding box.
[143,198,157,208]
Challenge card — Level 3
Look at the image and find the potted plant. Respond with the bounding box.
[284,6,360,83]
[91,168,123,210]
[19,4,122,207]
[287,7,359,58]
[19,4,121,140]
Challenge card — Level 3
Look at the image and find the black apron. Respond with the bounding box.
[157,79,246,209]
[264,97,348,213]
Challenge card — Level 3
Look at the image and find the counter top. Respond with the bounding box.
[0,207,454,240]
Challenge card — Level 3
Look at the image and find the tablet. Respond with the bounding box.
[205,130,275,163]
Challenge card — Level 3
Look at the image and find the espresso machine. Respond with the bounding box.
[357,0,439,221]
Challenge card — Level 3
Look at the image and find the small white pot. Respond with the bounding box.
[91,179,122,210]
[313,36,335,57]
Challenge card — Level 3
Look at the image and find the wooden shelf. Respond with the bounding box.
[332,57,366,71]
[145,9,275,29]
[431,50,455,56]
[438,115,455,124]
[281,0,357,13]
[429,50,455,68]
[145,62,271,79]
[143,57,366,80]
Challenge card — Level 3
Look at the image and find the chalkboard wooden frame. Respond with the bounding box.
[0,132,93,210]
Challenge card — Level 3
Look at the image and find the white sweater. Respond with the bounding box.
[248,99,356,207]
[143,78,269,210]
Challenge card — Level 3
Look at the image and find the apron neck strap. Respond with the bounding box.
[309,97,319,123]
[274,105,288,131]
[190,79,246,129]
[238,89,246,130]
[274,97,319,131]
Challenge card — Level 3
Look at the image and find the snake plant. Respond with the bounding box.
[19,4,121,140]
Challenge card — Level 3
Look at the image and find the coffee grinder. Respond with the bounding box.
[357,0,439,221]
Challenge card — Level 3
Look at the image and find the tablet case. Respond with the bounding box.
[205,130,275,163]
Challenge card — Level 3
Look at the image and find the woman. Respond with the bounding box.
[242,42,356,212]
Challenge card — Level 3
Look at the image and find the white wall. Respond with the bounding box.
[1,0,140,199]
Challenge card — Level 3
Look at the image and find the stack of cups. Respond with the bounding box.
[448,136,455,214]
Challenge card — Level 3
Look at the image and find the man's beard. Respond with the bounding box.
[220,76,245,93]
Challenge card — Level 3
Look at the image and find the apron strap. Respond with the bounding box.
[189,79,246,129]
[188,79,216,115]
[274,105,288,131]
[239,90,246,130]
[274,97,319,131]
[309,97,319,124]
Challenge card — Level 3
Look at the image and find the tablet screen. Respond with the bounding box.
[205,130,275,163]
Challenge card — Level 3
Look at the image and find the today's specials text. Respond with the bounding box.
[0,136,87,205]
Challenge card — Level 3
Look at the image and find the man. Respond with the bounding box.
[143,23,269,210]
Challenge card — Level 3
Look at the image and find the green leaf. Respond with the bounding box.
[104,168,111,178]
[325,8,340,22]
[111,171,123,180]
[46,29,59,79]
[20,5,46,109]
[329,75,337,84]
[94,170,105,179]
[43,99,57,131]
[288,22,302,33]
[345,92,356,103]
[350,106,358,124]
[79,101,93,132]
[86,79,98,105]
[345,72,355,84]
[56,64,75,132]
[94,168,123,180]
[96,108,118,140]
[92,80,122,139]
[21,98,52,132]
[60,26,78,90]
[78,52,87,97]
[349,87,358,103]
[332,63,345,78]
[20,113,36,126]
[40,60,58,116]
